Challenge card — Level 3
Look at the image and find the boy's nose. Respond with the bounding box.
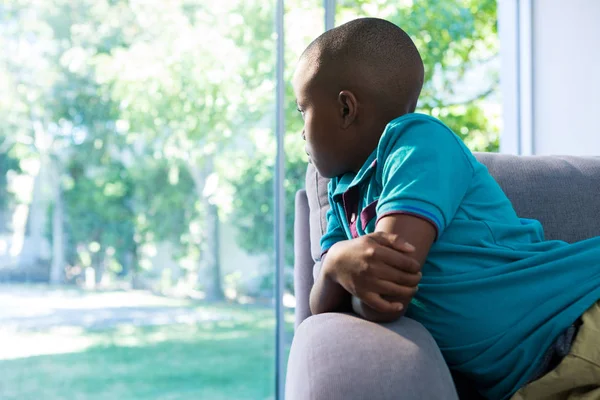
[301,130,306,141]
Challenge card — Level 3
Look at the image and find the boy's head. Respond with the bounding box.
[292,17,424,178]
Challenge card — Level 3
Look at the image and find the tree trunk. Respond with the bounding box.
[18,160,49,273]
[187,159,224,301]
[94,253,104,285]
[0,210,7,234]
[200,198,224,300]
[128,244,143,289]
[49,182,65,284]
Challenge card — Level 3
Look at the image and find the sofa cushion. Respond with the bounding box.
[476,153,600,243]
[305,154,600,262]
[305,162,331,263]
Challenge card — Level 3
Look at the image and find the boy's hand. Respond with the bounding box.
[323,232,422,313]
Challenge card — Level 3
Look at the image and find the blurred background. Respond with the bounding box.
[0,0,500,399]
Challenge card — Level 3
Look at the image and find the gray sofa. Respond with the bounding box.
[286,153,600,400]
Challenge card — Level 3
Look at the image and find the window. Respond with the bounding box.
[0,1,282,398]
[0,1,500,399]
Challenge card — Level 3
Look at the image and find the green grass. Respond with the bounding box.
[0,304,294,400]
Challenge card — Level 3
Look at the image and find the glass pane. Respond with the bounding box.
[336,0,501,152]
[281,0,325,365]
[0,1,277,399]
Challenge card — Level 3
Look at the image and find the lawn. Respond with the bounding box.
[0,288,294,400]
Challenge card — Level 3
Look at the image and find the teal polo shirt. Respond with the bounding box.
[320,113,600,399]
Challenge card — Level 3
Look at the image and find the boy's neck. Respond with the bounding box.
[350,123,387,173]
[349,109,411,173]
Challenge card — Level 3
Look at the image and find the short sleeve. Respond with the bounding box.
[319,180,347,257]
[375,116,474,238]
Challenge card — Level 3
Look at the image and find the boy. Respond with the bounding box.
[292,17,600,400]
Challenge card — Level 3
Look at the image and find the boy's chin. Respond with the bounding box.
[312,162,336,179]
[308,156,342,178]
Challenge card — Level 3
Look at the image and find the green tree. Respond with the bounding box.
[94,0,280,299]
[1,0,282,296]
[0,0,68,282]
[0,0,139,284]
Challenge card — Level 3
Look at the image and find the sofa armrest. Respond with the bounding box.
[294,189,314,329]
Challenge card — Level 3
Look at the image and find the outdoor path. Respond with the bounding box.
[0,285,225,332]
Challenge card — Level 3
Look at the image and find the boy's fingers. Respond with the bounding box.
[394,240,416,252]
[361,292,404,313]
[371,278,418,299]
[370,245,421,273]
[373,263,422,286]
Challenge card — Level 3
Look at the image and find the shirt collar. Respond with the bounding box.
[332,150,378,200]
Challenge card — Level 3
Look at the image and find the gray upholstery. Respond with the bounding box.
[285,313,458,400]
[475,153,600,243]
[305,162,330,264]
[294,190,314,328]
[290,153,600,400]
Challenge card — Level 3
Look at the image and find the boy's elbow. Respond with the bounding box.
[309,284,351,315]
[357,308,405,323]
[309,287,325,316]
[351,296,405,323]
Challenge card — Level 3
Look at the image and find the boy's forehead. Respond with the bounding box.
[292,57,317,95]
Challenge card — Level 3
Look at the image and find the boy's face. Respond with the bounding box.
[292,58,354,178]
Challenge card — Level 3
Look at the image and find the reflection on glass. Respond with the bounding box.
[0,1,280,399]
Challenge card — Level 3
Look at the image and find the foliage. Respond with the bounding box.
[0,0,500,296]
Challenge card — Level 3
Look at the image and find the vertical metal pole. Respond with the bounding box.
[324,0,335,31]
[498,0,521,155]
[274,0,286,398]
[518,0,534,155]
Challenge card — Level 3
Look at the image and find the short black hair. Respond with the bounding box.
[301,17,424,115]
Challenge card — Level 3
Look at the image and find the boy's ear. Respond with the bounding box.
[337,90,358,128]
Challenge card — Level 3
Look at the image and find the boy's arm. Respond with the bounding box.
[376,214,435,274]
[351,213,435,322]
[309,251,352,315]
[310,181,352,315]
[311,231,421,316]
[312,213,433,322]
[352,117,474,322]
